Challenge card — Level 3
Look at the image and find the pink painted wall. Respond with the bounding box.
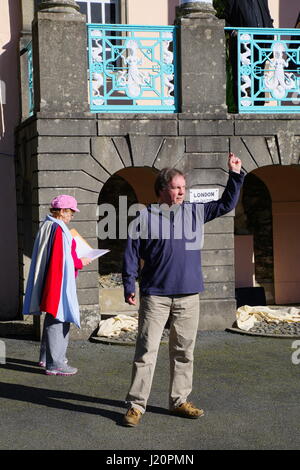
[272,202,300,304]
[0,0,22,319]
[234,235,255,288]
[278,0,299,27]
[254,166,300,305]
[127,0,180,25]
[266,0,299,27]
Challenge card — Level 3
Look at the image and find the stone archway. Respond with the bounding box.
[234,163,300,306]
[230,129,300,306]
[253,165,300,305]
[90,135,185,178]
[87,133,185,310]
[235,172,274,303]
[96,165,159,319]
[80,134,185,322]
[230,131,300,171]
[97,166,158,275]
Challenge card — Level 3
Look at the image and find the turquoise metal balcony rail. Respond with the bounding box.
[20,40,34,117]
[225,27,300,113]
[87,24,178,113]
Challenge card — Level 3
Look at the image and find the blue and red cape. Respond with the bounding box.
[22,215,81,327]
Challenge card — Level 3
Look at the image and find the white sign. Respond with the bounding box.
[190,188,219,203]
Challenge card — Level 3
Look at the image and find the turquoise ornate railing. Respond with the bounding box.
[21,40,34,117]
[25,41,34,116]
[87,23,178,113]
[225,27,300,113]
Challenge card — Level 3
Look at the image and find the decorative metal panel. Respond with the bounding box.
[22,41,34,117]
[88,24,178,113]
[226,27,300,113]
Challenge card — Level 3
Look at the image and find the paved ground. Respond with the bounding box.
[0,330,299,451]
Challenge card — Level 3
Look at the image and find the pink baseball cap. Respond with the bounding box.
[50,194,80,212]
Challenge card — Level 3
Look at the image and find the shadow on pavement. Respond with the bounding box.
[1,357,170,425]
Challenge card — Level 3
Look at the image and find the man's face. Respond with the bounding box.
[159,174,186,205]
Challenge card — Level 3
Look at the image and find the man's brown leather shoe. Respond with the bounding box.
[170,401,204,419]
[122,407,143,427]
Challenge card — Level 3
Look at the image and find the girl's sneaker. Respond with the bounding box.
[45,364,78,376]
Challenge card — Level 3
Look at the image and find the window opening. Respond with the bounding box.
[77,0,119,24]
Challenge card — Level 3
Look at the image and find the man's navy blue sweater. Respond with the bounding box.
[122,171,244,298]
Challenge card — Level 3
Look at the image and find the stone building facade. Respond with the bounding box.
[15,1,300,338]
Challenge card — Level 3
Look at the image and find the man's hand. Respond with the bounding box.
[126,293,136,305]
[228,152,242,173]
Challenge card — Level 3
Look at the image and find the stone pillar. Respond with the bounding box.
[176,1,227,116]
[32,0,88,113]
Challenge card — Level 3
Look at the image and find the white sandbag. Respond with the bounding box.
[97,314,138,338]
[236,305,300,331]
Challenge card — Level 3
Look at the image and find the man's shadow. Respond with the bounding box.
[1,358,169,424]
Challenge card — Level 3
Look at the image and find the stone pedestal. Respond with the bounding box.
[176,1,227,116]
[32,0,88,113]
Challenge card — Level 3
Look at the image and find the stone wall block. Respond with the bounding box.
[186,136,229,153]
[185,153,229,171]
[180,120,233,136]
[203,265,235,283]
[38,205,99,227]
[234,119,298,136]
[276,130,296,166]
[229,136,257,174]
[91,137,125,175]
[203,233,234,250]
[69,221,98,239]
[204,217,234,234]
[35,188,100,205]
[202,249,234,266]
[201,281,235,299]
[76,271,99,289]
[128,135,163,167]
[198,299,237,330]
[77,287,99,305]
[153,137,185,169]
[97,119,177,136]
[37,118,97,136]
[187,168,229,186]
[37,153,110,183]
[265,137,280,165]
[112,137,133,168]
[38,136,90,153]
[36,153,89,171]
[242,137,274,168]
[38,170,101,192]
[292,137,300,165]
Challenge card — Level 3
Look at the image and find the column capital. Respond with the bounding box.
[176,1,216,20]
[38,0,81,14]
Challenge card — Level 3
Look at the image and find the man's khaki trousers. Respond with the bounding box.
[126,294,200,413]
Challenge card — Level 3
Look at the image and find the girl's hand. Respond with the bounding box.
[81,257,92,266]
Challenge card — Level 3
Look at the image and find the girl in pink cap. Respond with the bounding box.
[22,195,92,376]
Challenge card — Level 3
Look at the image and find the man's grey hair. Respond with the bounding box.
[154,168,185,197]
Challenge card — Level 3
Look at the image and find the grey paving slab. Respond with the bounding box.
[0,331,299,451]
